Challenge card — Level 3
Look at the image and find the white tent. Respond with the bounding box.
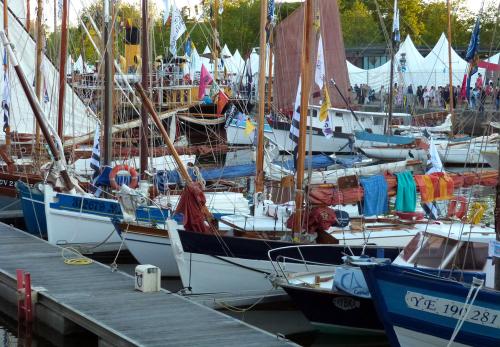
[228,49,245,76]
[422,33,471,87]
[346,33,496,91]
[0,5,96,140]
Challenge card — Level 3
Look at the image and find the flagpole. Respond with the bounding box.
[254,0,268,194]
[103,0,113,166]
[446,0,454,118]
[3,0,10,150]
[57,0,68,141]
[140,0,150,180]
[293,0,314,237]
[212,0,219,82]
[34,0,43,154]
[387,1,398,136]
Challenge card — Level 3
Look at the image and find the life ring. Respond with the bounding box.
[447,196,467,220]
[394,211,425,221]
[109,164,139,190]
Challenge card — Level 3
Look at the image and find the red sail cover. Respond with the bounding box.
[175,182,210,233]
[273,0,350,114]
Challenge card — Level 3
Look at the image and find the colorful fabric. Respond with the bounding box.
[414,175,434,203]
[430,172,454,201]
[360,175,388,216]
[198,64,213,99]
[395,171,416,212]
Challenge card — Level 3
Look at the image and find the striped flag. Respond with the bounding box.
[2,50,10,133]
[90,124,100,177]
[392,0,400,43]
[289,78,302,144]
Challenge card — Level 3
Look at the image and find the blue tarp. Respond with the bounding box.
[355,131,415,145]
[155,164,256,191]
[276,154,363,171]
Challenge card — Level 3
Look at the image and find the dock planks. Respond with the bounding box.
[0,223,294,346]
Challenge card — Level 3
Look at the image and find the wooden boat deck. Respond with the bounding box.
[0,223,294,346]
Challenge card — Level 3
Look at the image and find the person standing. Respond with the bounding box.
[495,87,500,111]
[423,87,430,109]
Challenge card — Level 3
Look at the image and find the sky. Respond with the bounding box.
[28,0,496,31]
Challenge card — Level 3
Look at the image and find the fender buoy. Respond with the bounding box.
[394,211,425,221]
[109,164,139,190]
[447,196,467,220]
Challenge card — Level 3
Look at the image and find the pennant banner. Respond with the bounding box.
[169,5,187,55]
[198,64,213,99]
[314,34,325,89]
[289,78,302,144]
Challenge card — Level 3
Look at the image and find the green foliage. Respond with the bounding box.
[341,0,382,47]
[46,0,499,65]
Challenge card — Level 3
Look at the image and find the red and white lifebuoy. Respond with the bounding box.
[447,196,468,220]
[109,164,139,190]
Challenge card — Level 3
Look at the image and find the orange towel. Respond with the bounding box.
[414,175,434,203]
[430,172,454,201]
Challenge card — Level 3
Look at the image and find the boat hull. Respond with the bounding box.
[361,264,500,347]
[281,284,383,334]
[16,181,47,237]
[167,222,402,294]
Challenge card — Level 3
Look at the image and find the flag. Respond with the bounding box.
[90,124,101,177]
[266,0,275,42]
[392,0,400,43]
[217,91,229,115]
[57,0,63,19]
[323,114,334,139]
[163,0,172,24]
[198,64,213,99]
[219,1,224,15]
[2,51,9,133]
[460,74,467,100]
[319,85,331,122]
[244,118,255,136]
[185,37,192,57]
[246,58,253,95]
[289,78,302,144]
[169,4,186,56]
[465,18,480,100]
[314,34,325,89]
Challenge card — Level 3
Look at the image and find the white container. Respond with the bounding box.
[135,265,161,292]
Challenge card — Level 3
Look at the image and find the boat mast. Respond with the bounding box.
[3,0,9,150]
[496,139,500,289]
[0,31,73,191]
[446,0,454,119]
[140,0,149,180]
[135,83,213,222]
[26,0,30,31]
[387,1,398,135]
[254,0,268,194]
[103,0,113,166]
[292,0,314,237]
[212,0,218,82]
[34,0,43,152]
[57,0,68,140]
[267,34,273,115]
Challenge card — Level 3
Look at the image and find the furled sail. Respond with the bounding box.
[0,4,96,140]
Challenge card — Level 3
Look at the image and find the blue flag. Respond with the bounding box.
[185,37,192,57]
[465,18,480,100]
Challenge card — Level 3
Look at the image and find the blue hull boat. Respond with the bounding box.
[16,181,47,237]
[361,264,499,347]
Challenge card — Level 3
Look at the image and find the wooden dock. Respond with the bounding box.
[0,223,294,346]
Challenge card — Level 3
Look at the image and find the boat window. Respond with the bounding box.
[361,117,365,122]
[312,109,318,118]
[444,242,488,270]
[334,126,342,133]
[336,112,343,117]
[410,235,458,268]
[373,117,383,126]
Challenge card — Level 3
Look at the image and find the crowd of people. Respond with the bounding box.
[351,73,500,112]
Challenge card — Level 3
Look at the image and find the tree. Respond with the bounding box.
[341,0,382,48]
